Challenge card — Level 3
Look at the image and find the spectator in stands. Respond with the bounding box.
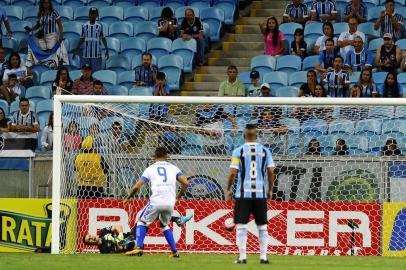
[64,120,81,151]
[375,33,402,73]
[299,70,318,97]
[313,22,336,55]
[349,84,362,97]
[218,65,245,96]
[290,28,307,60]
[246,70,261,97]
[310,0,337,23]
[283,0,309,25]
[75,136,108,199]
[374,0,404,41]
[41,112,53,151]
[109,121,131,152]
[334,139,348,156]
[10,97,39,134]
[344,36,373,73]
[180,8,205,66]
[52,66,73,95]
[382,138,402,156]
[194,104,237,155]
[343,0,367,23]
[0,47,8,81]
[1,74,25,104]
[150,72,170,122]
[73,7,109,72]
[338,16,365,58]
[134,52,158,87]
[306,138,321,156]
[0,7,12,47]
[322,56,350,97]
[0,107,10,132]
[257,107,288,155]
[72,64,95,95]
[379,71,403,97]
[93,80,107,95]
[401,51,406,72]
[315,38,340,75]
[259,16,284,56]
[313,83,326,97]
[27,0,63,51]
[354,69,378,97]
[260,83,272,97]
[3,52,34,89]
[158,7,178,41]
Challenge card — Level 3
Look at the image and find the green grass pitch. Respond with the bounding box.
[0,253,406,270]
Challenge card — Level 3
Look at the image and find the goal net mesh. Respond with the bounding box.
[55,100,406,256]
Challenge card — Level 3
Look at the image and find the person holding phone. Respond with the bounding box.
[158,7,178,41]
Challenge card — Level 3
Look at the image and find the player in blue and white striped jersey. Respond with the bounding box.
[73,7,109,72]
[310,0,337,22]
[226,124,275,264]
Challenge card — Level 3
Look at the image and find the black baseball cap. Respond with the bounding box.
[250,70,259,79]
[82,63,91,69]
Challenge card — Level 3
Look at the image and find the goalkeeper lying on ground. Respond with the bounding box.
[82,215,193,254]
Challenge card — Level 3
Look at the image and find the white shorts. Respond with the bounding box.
[38,32,58,50]
[137,203,174,227]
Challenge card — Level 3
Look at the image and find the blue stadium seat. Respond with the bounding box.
[165,2,184,11]
[171,38,196,73]
[238,70,257,88]
[289,71,307,88]
[182,133,205,155]
[358,22,381,41]
[77,117,99,134]
[147,37,172,61]
[372,71,388,90]
[235,105,252,118]
[131,57,142,69]
[87,0,111,7]
[315,135,338,156]
[200,7,224,42]
[106,55,131,73]
[101,37,121,56]
[63,21,82,40]
[279,22,302,45]
[250,55,276,77]
[158,54,183,90]
[333,22,349,37]
[346,135,369,155]
[263,71,288,90]
[275,55,301,75]
[106,85,129,96]
[175,6,200,22]
[40,70,57,87]
[368,106,394,119]
[280,117,301,134]
[73,6,93,22]
[66,54,81,71]
[10,100,36,115]
[395,106,406,119]
[0,100,9,117]
[129,86,153,96]
[25,86,52,103]
[139,0,161,7]
[355,119,382,136]
[163,0,185,7]
[149,7,164,22]
[301,119,328,137]
[382,119,406,136]
[367,6,385,22]
[214,2,235,25]
[304,37,315,55]
[329,119,355,135]
[189,0,210,9]
[93,70,117,87]
[11,0,35,6]
[124,6,149,23]
[118,71,135,89]
[55,6,74,22]
[368,38,383,54]
[302,55,318,71]
[2,38,19,54]
[0,0,9,5]
[349,71,361,86]
[368,134,385,155]
[64,0,86,8]
[287,133,301,155]
[108,22,133,39]
[304,22,323,40]
[10,21,31,52]
[363,0,379,9]
[69,70,82,81]
[36,100,54,115]
[23,7,37,24]
[100,6,124,24]
[3,6,23,22]
[52,0,63,5]
[121,37,146,59]
[273,86,299,97]
[115,0,136,7]
[398,73,406,91]
[395,39,406,50]
[133,21,159,41]
[99,116,125,133]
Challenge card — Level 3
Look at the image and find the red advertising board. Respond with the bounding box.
[77,200,381,256]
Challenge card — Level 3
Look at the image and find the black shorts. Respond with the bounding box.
[234,199,268,225]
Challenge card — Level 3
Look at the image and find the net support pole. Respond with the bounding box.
[51,96,63,254]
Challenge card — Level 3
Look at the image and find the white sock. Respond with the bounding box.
[258,225,268,260]
[236,224,247,260]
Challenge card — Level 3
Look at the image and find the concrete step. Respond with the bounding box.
[222,41,264,51]
[194,74,228,82]
[252,0,288,9]
[208,57,251,66]
[235,24,261,34]
[251,9,285,19]
[183,81,220,91]
[209,49,263,58]
[196,66,250,74]
[181,90,219,96]
[234,34,264,42]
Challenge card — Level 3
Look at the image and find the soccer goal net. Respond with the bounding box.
[52,96,406,256]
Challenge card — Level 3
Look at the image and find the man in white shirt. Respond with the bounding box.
[337,16,365,58]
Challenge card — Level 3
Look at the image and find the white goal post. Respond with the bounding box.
[51,96,406,255]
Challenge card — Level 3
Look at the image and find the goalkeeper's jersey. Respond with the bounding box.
[97,226,134,253]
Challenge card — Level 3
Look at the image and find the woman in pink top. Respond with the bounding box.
[64,121,81,151]
[259,16,285,56]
